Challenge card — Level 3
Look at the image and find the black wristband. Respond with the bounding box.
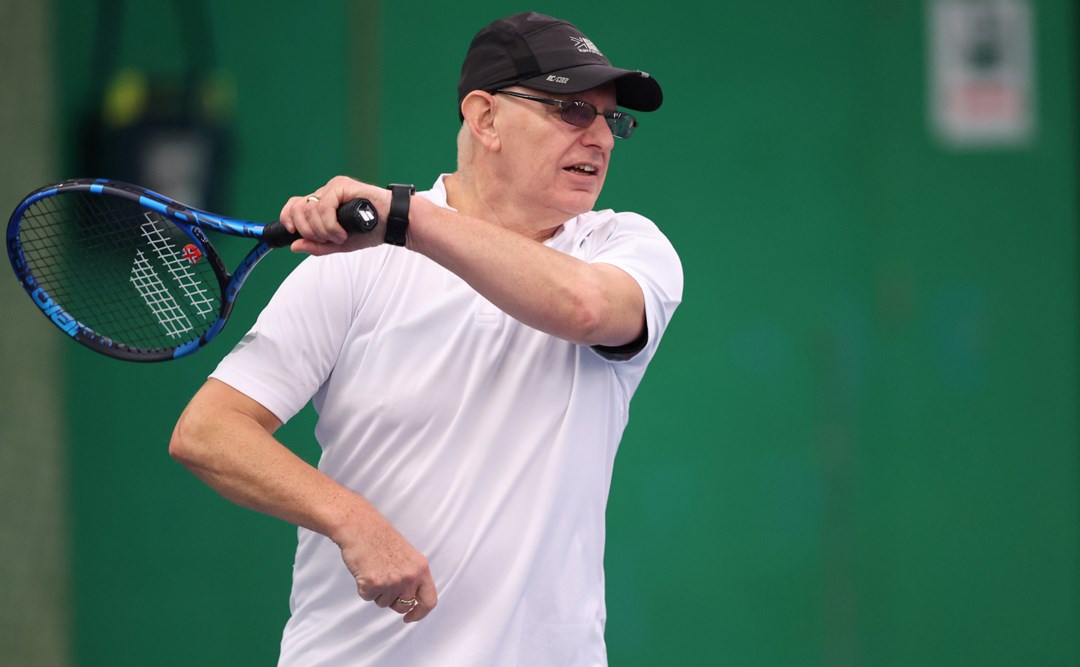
[385,183,415,246]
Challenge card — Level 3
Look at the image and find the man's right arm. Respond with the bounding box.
[169,378,437,621]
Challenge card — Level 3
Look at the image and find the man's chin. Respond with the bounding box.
[558,192,601,217]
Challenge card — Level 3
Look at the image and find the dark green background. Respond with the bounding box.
[26,0,1080,664]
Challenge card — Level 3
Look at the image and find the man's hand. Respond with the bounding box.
[336,512,438,623]
[279,176,393,256]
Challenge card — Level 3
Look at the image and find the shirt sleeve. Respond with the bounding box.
[209,254,358,424]
[577,212,683,366]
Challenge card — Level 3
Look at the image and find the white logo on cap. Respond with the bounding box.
[570,36,603,56]
[546,75,570,84]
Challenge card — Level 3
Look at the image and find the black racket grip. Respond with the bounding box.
[262,198,379,248]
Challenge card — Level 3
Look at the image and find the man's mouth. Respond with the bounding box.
[564,164,598,176]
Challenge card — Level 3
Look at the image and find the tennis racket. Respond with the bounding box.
[6,178,377,362]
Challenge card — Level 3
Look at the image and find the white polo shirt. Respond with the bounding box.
[211,176,682,666]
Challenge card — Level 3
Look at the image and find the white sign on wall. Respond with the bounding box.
[929,0,1034,147]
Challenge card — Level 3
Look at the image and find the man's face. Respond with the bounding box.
[494,82,618,220]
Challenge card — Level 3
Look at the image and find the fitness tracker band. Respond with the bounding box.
[385,183,415,246]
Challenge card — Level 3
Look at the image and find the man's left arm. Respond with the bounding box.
[407,196,646,347]
[280,178,647,348]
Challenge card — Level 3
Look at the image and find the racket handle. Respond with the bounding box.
[262,198,379,248]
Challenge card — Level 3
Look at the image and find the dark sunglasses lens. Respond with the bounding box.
[607,113,636,139]
[560,100,597,128]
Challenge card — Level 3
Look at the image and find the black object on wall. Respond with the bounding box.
[78,0,233,211]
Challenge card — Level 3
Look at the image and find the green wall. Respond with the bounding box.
[30,0,1080,665]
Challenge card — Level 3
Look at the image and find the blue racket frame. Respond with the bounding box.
[7,178,283,362]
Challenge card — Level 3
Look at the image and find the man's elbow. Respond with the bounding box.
[169,406,214,468]
[566,283,642,347]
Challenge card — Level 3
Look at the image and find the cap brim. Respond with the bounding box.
[518,64,663,112]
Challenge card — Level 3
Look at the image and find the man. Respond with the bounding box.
[170,11,682,666]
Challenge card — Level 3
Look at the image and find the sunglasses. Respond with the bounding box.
[493,89,638,139]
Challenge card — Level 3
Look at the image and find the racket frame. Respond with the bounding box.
[7,178,281,362]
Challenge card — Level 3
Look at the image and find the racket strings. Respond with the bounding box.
[137,218,217,318]
[16,192,223,352]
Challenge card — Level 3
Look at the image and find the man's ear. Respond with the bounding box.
[461,91,500,151]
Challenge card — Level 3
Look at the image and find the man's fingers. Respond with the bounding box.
[373,591,398,608]
[284,193,346,244]
[355,581,375,602]
[304,200,338,244]
[389,593,419,615]
[279,196,310,233]
[311,198,349,244]
[404,580,437,623]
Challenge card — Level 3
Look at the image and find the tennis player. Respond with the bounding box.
[170,12,682,666]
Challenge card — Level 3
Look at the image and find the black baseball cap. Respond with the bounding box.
[457,12,663,118]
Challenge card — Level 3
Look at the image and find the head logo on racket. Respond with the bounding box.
[182,244,202,264]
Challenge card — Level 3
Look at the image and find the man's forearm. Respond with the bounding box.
[406,196,645,347]
[168,379,368,542]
